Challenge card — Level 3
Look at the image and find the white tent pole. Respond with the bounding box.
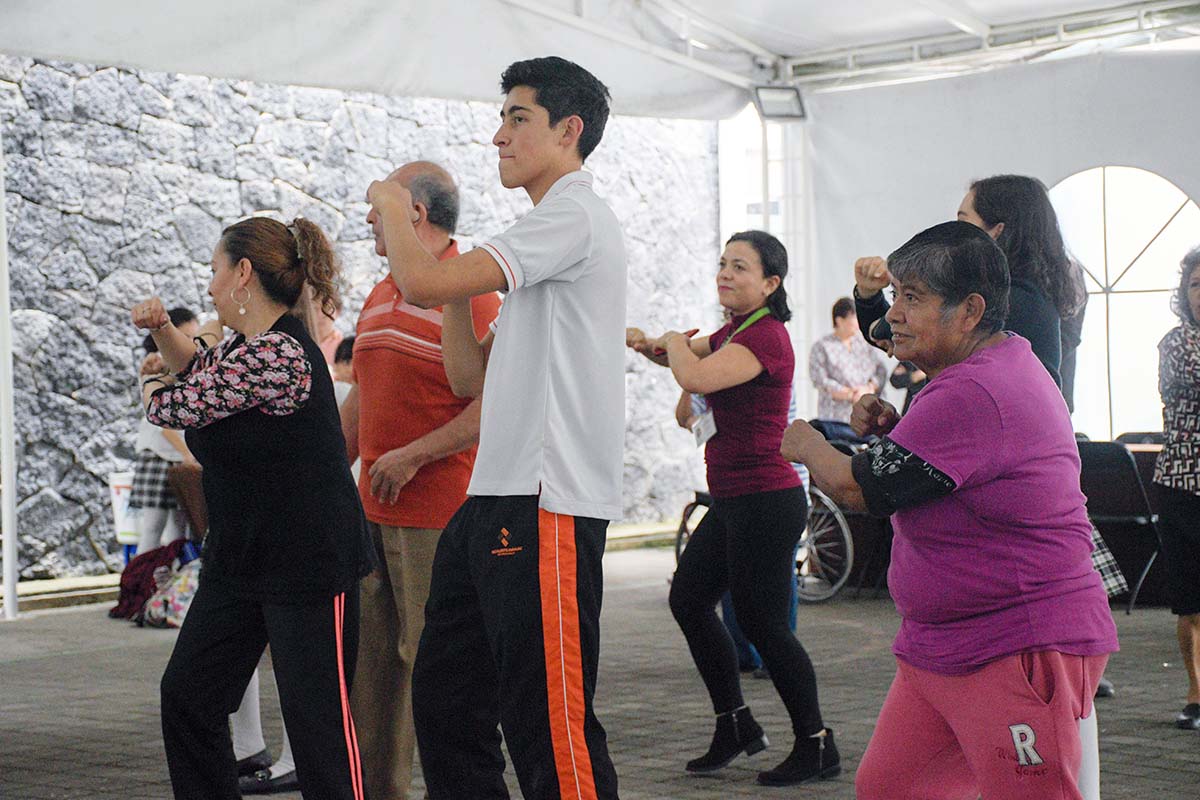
[760,118,770,231]
[0,127,18,621]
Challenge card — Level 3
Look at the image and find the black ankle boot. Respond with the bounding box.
[756,727,841,786]
[685,706,769,773]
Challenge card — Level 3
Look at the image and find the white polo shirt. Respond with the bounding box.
[472,170,627,520]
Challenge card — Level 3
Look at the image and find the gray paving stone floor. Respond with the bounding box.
[1,547,1196,799]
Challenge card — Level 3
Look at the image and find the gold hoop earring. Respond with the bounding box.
[231,287,251,316]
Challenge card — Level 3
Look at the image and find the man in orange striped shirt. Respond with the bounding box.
[343,161,501,800]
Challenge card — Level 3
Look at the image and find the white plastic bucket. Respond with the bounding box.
[108,471,138,545]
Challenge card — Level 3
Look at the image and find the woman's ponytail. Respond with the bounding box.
[290,217,342,321]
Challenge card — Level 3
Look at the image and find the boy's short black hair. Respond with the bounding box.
[335,335,355,365]
[500,56,611,161]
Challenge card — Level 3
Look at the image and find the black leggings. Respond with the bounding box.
[669,486,825,737]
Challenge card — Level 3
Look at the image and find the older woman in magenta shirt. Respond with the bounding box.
[784,221,1117,800]
[628,230,835,788]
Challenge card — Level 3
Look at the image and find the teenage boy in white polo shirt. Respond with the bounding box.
[366,56,623,800]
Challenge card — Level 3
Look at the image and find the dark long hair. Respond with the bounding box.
[726,230,791,322]
[970,175,1081,317]
[219,216,341,320]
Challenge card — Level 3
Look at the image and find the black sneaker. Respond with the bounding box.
[239,768,299,795]
[1176,703,1200,730]
[235,749,272,777]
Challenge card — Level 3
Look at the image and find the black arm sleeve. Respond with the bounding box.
[850,437,957,518]
[889,363,914,390]
[854,288,891,354]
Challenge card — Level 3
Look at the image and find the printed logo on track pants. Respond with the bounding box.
[1008,724,1044,766]
[491,527,524,557]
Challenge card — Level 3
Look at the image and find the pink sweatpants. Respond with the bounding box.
[856,651,1108,800]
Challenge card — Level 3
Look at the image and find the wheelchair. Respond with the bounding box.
[674,486,854,603]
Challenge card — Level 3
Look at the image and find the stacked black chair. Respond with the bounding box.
[1115,431,1166,445]
[1077,441,1164,613]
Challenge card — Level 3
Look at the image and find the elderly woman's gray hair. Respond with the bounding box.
[1174,245,1200,326]
[887,220,1011,335]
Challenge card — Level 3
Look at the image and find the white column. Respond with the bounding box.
[777,121,818,421]
[0,129,19,620]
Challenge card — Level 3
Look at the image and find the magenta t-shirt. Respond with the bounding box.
[886,334,1118,675]
[704,313,801,498]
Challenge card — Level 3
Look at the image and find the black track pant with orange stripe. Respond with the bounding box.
[160,581,365,800]
[412,495,620,800]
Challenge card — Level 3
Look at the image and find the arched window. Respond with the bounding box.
[1050,167,1200,440]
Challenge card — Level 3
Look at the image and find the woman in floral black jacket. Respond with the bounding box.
[132,216,372,800]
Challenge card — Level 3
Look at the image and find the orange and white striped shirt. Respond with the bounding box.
[353,241,502,528]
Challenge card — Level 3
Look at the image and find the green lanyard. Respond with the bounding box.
[722,307,771,347]
[695,307,772,404]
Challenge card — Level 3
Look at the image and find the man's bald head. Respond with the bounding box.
[389,161,459,235]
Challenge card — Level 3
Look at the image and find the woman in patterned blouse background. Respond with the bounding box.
[131,216,372,800]
[1154,245,1200,731]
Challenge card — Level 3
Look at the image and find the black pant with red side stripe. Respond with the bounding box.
[160,581,365,800]
[412,495,620,800]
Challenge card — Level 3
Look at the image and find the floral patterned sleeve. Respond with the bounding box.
[175,338,224,379]
[146,331,312,430]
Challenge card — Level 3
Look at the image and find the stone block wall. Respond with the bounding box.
[0,56,719,577]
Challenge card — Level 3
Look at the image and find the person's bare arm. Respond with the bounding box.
[340,384,361,465]
[849,394,901,439]
[443,300,492,398]
[367,181,507,308]
[368,398,483,505]
[675,389,696,430]
[160,429,194,462]
[131,298,198,373]
[781,420,866,511]
[662,333,760,395]
[628,327,711,368]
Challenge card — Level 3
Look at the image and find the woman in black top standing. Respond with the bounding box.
[133,216,372,800]
[854,174,1082,388]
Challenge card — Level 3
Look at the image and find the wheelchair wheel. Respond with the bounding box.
[796,488,854,603]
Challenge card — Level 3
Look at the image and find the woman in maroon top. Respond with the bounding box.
[627,230,836,787]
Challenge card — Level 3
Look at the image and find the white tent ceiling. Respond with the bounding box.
[2,0,1198,118]
[674,0,1144,54]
